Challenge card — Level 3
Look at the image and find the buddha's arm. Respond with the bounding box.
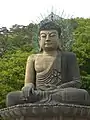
[60,53,81,88]
[59,80,81,88]
[24,54,36,86]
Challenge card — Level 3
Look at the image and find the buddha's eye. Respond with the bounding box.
[42,35,46,38]
[41,34,46,38]
[50,33,56,37]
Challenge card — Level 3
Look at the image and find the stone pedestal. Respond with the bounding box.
[0,103,90,120]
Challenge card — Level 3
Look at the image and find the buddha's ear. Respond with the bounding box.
[38,36,43,52]
[38,36,40,41]
[58,38,62,50]
[38,36,41,45]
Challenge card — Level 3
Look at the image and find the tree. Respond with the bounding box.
[0,49,35,108]
[72,18,90,90]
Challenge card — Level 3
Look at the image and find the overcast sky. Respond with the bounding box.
[0,0,90,28]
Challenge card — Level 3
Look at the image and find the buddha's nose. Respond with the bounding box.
[46,35,50,41]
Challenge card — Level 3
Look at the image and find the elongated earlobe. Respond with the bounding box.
[38,37,43,52]
[38,36,40,41]
[57,39,62,51]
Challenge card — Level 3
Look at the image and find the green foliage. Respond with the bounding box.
[72,18,90,90]
[81,75,90,90]
[0,49,35,108]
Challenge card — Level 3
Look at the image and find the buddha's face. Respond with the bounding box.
[39,30,59,51]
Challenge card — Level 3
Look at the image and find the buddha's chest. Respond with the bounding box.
[35,55,55,73]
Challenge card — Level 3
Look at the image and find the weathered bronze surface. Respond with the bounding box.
[0,103,90,120]
[6,21,90,107]
[0,16,90,120]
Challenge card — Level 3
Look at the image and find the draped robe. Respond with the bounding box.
[30,51,90,105]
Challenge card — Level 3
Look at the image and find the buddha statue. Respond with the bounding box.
[6,20,90,107]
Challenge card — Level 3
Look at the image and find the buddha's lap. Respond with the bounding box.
[51,88,90,104]
[7,88,90,105]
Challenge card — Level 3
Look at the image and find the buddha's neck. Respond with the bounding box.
[43,50,58,56]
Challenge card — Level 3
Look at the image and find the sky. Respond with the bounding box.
[0,0,90,28]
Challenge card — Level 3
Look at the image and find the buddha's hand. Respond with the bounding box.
[21,83,35,98]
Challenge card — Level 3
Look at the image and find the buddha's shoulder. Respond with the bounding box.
[61,51,77,61]
[27,53,43,61]
[62,51,76,57]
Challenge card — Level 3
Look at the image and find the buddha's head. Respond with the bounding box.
[38,20,61,52]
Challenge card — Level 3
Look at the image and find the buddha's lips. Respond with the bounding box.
[45,42,52,45]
